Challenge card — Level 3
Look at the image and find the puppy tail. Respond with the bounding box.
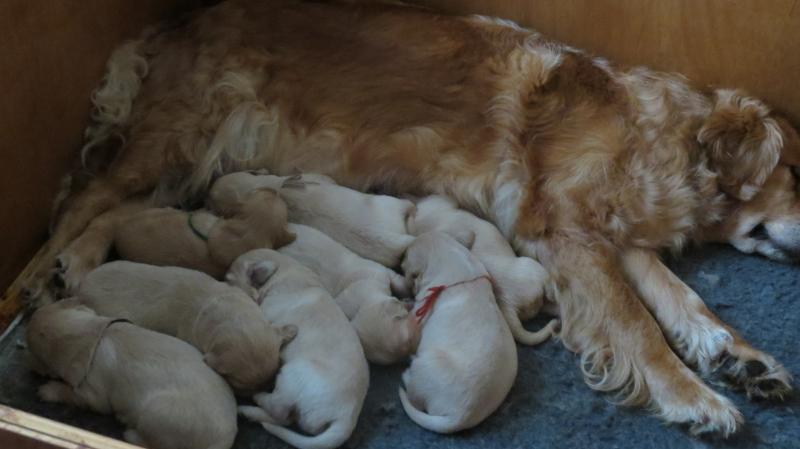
[500,303,559,346]
[389,272,412,298]
[398,386,463,434]
[258,417,353,449]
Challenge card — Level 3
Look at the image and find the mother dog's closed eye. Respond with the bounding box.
[28,0,800,437]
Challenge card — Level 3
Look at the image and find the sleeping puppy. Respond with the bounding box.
[27,299,237,449]
[279,223,418,365]
[411,195,559,345]
[54,187,294,292]
[208,171,415,267]
[229,249,369,449]
[399,232,517,433]
[115,188,295,278]
[77,261,296,391]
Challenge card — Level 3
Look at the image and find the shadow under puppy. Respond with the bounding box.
[280,223,418,365]
[400,231,517,433]
[55,187,294,292]
[229,249,369,449]
[208,172,415,267]
[27,299,237,449]
[411,195,559,345]
[77,261,296,391]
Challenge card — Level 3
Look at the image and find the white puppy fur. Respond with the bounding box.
[27,299,237,449]
[280,223,418,365]
[399,232,517,433]
[77,261,295,391]
[208,171,415,267]
[411,195,559,345]
[229,249,369,449]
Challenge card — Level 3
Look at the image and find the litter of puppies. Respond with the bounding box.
[27,171,557,449]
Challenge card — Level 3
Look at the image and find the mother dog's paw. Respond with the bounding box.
[717,346,793,400]
[51,252,94,295]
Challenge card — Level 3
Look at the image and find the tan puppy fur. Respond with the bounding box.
[411,195,559,345]
[27,299,237,449]
[208,171,415,267]
[399,232,517,433]
[77,261,295,391]
[118,188,295,277]
[229,249,369,449]
[280,223,417,365]
[55,188,294,291]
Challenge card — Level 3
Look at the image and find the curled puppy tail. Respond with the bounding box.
[389,272,412,298]
[398,386,463,434]
[500,303,559,346]
[257,418,353,449]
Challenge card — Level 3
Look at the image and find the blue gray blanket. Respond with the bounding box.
[0,244,797,448]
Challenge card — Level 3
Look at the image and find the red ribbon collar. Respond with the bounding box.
[414,275,493,323]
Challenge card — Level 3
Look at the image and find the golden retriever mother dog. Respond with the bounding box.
[27,0,800,436]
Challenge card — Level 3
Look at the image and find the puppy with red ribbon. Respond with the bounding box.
[399,231,517,433]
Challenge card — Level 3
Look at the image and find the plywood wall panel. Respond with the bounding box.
[419,0,800,123]
[0,0,201,294]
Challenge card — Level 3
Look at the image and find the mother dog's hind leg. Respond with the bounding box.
[53,198,151,296]
[535,239,742,436]
[23,144,168,306]
[622,248,792,400]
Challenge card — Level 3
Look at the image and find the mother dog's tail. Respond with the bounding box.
[398,386,463,434]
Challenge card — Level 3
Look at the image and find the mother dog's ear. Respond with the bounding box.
[698,89,782,201]
[774,116,800,167]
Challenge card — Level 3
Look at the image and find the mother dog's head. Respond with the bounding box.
[700,89,800,262]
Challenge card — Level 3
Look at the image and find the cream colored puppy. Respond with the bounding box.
[77,261,295,391]
[27,299,237,449]
[280,223,418,365]
[399,232,517,433]
[229,249,369,449]
[411,195,559,345]
[208,171,415,267]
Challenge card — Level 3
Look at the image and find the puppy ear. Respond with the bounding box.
[451,229,476,250]
[204,352,229,375]
[281,175,307,190]
[698,89,782,200]
[277,325,298,347]
[247,260,277,289]
[276,230,296,248]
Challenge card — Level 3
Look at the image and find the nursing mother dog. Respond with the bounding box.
[31,0,800,437]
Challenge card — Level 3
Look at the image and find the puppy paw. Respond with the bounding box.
[38,381,70,403]
[717,347,793,400]
[238,405,272,423]
[123,429,146,446]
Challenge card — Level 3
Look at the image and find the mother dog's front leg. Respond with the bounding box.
[622,249,793,399]
[533,239,742,436]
